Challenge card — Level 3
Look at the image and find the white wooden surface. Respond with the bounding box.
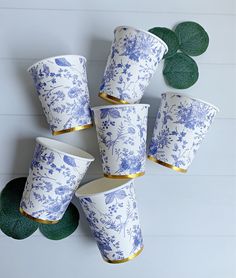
[0,1,235,277]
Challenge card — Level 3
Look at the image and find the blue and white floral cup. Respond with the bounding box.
[20,137,94,224]
[148,92,219,173]
[28,55,92,135]
[76,178,143,263]
[99,26,168,104]
[92,104,149,178]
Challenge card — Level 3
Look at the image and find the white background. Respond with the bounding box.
[0,1,236,277]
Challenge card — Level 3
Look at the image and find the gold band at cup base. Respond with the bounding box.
[19,208,59,224]
[104,172,145,179]
[99,92,130,104]
[147,155,187,173]
[52,124,93,136]
[103,246,144,264]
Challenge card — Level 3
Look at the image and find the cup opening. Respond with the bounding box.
[163,92,220,112]
[36,137,94,161]
[76,178,131,197]
[27,54,87,72]
[92,103,150,111]
[114,25,168,53]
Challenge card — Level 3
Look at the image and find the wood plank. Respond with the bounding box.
[0,10,235,64]
[0,0,234,15]
[0,235,235,278]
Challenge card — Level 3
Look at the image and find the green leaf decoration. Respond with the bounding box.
[163,53,199,89]
[39,203,80,240]
[0,177,26,217]
[0,177,38,239]
[175,21,209,56]
[149,27,179,59]
[0,209,38,240]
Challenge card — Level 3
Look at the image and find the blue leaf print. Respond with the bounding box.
[55,58,72,67]
[115,190,127,199]
[63,155,76,167]
[84,197,92,203]
[109,109,121,118]
[100,109,109,119]
[105,192,115,204]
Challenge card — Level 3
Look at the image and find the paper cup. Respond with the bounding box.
[20,137,94,224]
[28,55,92,135]
[99,26,168,104]
[92,104,149,178]
[76,178,143,263]
[148,92,219,173]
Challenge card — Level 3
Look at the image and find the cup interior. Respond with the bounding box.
[76,178,131,197]
[36,137,94,161]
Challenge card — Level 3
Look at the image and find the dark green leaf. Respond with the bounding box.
[39,203,79,240]
[175,21,209,56]
[0,209,38,240]
[163,53,199,89]
[149,27,179,58]
[0,177,38,239]
[0,177,26,218]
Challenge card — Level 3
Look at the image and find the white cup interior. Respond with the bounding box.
[76,178,131,196]
[36,137,94,161]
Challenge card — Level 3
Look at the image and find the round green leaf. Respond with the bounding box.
[175,21,209,56]
[0,177,26,217]
[0,177,38,239]
[149,27,179,58]
[0,209,38,240]
[39,203,80,240]
[163,53,199,89]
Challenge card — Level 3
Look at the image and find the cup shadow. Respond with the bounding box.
[86,37,111,108]
[11,137,35,175]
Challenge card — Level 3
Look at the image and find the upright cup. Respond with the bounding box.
[28,55,92,135]
[76,178,143,263]
[99,26,168,104]
[148,92,219,173]
[92,104,149,178]
[20,137,94,224]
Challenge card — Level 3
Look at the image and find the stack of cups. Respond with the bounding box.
[75,25,168,263]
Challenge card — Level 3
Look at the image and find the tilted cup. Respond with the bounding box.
[148,92,219,173]
[28,55,92,135]
[92,104,149,178]
[20,137,94,224]
[76,178,144,263]
[99,26,168,104]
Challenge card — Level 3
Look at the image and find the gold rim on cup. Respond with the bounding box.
[147,155,187,173]
[103,246,144,264]
[99,92,130,104]
[104,172,145,179]
[19,208,59,224]
[52,123,93,136]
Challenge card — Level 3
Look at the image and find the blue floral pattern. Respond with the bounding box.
[20,141,93,221]
[92,104,149,176]
[28,55,92,133]
[100,26,167,103]
[78,180,143,261]
[148,93,219,170]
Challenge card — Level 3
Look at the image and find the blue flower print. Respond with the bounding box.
[99,27,167,103]
[68,86,80,98]
[148,93,218,170]
[79,181,143,261]
[28,55,92,133]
